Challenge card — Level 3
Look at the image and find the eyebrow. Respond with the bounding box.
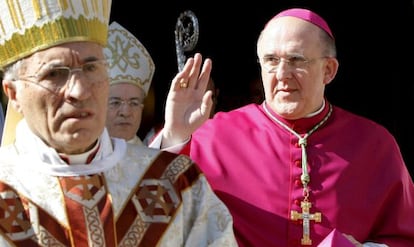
[82,56,103,63]
[262,52,306,57]
[33,60,65,71]
[109,96,144,101]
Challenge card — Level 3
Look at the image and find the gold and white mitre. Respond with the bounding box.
[104,21,155,96]
[0,0,112,68]
[0,0,112,146]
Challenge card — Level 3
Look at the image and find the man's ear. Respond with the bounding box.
[323,57,339,85]
[2,80,21,113]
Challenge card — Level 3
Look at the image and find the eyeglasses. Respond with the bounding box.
[108,98,144,110]
[17,59,109,93]
[259,55,328,73]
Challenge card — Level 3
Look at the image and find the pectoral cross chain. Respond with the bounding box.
[291,200,321,245]
[263,103,331,245]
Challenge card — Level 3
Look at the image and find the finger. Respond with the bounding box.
[171,58,195,91]
[200,90,213,117]
[188,53,203,88]
[197,58,212,91]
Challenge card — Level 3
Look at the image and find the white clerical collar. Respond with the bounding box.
[14,120,127,176]
[60,140,100,164]
[306,99,325,118]
[262,99,325,119]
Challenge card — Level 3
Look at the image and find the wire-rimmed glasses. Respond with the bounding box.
[259,55,328,73]
[108,98,144,110]
[17,59,109,93]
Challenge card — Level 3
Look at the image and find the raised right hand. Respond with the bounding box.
[161,53,213,148]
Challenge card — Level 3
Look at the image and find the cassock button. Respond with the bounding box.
[294,160,301,167]
[294,199,301,206]
[294,179,302,187]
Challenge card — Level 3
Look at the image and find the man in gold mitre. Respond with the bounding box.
[0,0,237,246]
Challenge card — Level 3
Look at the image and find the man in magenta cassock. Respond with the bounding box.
[151,7,414,247]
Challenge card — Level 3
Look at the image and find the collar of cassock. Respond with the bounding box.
[11,120,126,177]
[262,99,330,134]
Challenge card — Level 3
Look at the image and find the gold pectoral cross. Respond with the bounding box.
[291,200,321,245]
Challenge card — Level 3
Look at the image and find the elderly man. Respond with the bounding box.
[0,0,237,246]
[153,8,414,247]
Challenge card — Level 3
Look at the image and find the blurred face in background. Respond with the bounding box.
[106,83,145,141]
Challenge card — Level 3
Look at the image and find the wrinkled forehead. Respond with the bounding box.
[24,42,105,65]
[16,42,104,77]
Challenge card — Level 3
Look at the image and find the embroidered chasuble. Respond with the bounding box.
[0,121,237,246]
[60,174,115,246]
[184,101,414,247]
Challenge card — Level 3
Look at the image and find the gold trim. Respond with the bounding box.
[0,16,108,68]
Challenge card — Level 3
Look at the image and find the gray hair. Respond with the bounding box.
[2,60,23,82]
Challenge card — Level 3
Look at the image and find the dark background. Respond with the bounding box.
[110,1,414,177]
